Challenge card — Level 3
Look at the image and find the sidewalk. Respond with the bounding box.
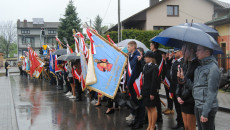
[159,85,230,112]
[0,67,19,77]
[0,76,18,130]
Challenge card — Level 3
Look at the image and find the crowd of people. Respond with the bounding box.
[17,40,220,130]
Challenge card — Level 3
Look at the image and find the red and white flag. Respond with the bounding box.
[107,35,116,45]
[86,28,96,55]
[77,32,88,59]
[74,36,79,54]
[55,55,62,73]
[67,43,73,54]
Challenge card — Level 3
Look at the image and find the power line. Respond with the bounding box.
[102,0,112,21]
[179,9,207,22]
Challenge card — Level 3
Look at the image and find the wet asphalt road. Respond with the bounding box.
[9,75,230,130]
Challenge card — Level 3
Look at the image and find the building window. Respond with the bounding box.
[167,5,179,16]
[45,37,56,44]
[153,26,171,30]
[22,37,34,44]
[48,30,56,34]
[21,30,30,34]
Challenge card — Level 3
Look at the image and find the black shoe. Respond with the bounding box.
[94,104,101,107]
[171,124,183,129]
[104,109,114,114]
[157,118,163,123]
[132,123,143,129]
[76,98,82,101]
[128,122,135,127]
[63,89,69,93]
[58,86,63,90]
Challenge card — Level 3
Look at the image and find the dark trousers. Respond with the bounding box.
[19,67,23,75]
[56,72,63,87]
[155,91,163,120]
[164,85,173,110]
[5,69,8,76]
[173,94,183,125]
[49,74,56,85]
[195,107,217,130]
[134,100,145,125]
[64,73,71,92]
[75,79,82,99]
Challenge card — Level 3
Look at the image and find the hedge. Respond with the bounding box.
[104,29,171,49]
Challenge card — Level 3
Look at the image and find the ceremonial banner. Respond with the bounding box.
[55,55,62,73]
[29,48,41,77]
[78,32,88,91]
[26,57,30,72]
[33,59,44,78]
[86,30,128,99]
[49,53,55,75]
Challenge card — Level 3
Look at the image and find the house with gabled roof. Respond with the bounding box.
[107,0,230,32]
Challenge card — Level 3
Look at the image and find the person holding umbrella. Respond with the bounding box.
[176,44,200,130]
[178,45,220,130]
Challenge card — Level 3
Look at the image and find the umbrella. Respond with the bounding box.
[152,25,223,54]
[64,53,80,61]
[179,23,219,38]
[158,48,170,54]
[117,39,149,52]
[53,49,67,55]
[57,54,67,61]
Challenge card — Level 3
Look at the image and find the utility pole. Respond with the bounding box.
[118,0,121,43]
[90,19,92,27]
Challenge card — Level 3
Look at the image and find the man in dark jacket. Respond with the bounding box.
[150,42,166,122]
[170,48,184,129]
[193,45,220,130]
[5,60,9,77]
[126,41,145,129]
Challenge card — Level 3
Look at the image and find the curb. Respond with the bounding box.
[159,94,230,113]
[9,76,19,130]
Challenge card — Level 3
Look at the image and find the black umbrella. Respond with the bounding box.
[179,23,219,38]
[53,49,67,55]
[64,53,80,61]
[57,54,67,61]
[152,25,223,54]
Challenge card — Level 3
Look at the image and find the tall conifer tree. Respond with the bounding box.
[57,0,82,46]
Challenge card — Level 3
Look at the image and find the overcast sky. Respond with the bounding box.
[0,0,229,26]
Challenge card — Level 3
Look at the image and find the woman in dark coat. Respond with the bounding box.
[176,44,200,130]
[141,51,160,130]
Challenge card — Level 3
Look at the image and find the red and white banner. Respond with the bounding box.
[127,60,143,98]
[158,58,164,76]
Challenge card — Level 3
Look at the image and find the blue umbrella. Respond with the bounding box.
[179,23,219,38]
[152,25,223,54]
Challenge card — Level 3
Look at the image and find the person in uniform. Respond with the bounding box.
[141,51,160,130]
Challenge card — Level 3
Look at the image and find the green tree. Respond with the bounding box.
[93,15,103,35]
[9,43,17,57]
[57,0,82,46]
[0,21,16,58]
